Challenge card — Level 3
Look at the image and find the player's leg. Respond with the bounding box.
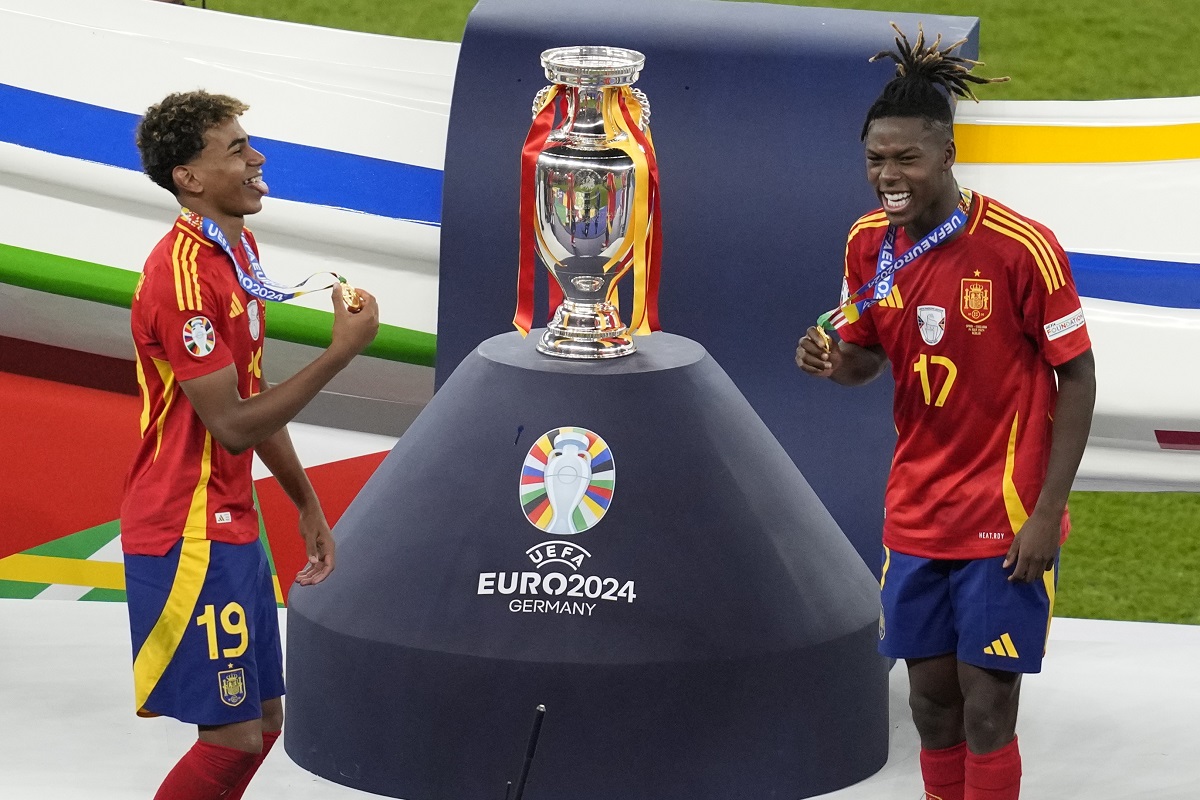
[221,539,288,799]
[907,654,966,748]
[878,549,964,800]
[907,654,967,800]
[950,553,1058,799]
[126,539,273,799]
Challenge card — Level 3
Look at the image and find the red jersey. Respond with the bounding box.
[121,213,266,556]
[838,193,1091,559]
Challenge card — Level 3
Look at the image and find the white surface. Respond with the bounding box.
[1,599,1197,799]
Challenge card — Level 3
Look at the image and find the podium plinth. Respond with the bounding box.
[286,332,887,799]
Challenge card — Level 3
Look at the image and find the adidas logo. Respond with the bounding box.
[984,633,1020,658]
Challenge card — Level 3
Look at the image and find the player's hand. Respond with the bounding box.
[296,506,336,586]
[330,285,379,357]
[796,326,842,377]
[1003,511,1058,583]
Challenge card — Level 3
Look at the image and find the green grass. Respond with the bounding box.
[196,0,1200,99]
[191,0,1200,624]
[1059,493,1200,624]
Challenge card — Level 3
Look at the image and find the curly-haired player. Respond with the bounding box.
[123,90,379,799]
[796,26,1095,800]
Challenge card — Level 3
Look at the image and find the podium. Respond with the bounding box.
[286,332,888,799]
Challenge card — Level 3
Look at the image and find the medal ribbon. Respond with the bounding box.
[183,210,340,303]
[818,189,972,331]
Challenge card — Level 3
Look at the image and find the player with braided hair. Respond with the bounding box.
[797,25,1095,800]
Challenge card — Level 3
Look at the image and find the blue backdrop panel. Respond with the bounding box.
[286,332,888,799]
[436,0,980,571]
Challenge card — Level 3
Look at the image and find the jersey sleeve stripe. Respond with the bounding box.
[1002,411,1031,534]
[187,240,203,312]
[173,222,216,248]
[987,206,1067,288]
[170,233,187,311]
[848,218,890,241]
[988,205,1066,287]
[132,538,212,713]
[984,208,1059,286]
[982,216,1060,294]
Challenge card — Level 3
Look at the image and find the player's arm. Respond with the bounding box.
[796,328,889,386]
[255,399,336,586]
[180,286,378,455]
[1004,347,1096,582]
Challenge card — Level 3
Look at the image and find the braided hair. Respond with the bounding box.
[861,23,1008,140]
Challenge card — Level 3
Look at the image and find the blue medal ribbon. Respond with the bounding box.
[183,209,340,303]
[818,189,972,331]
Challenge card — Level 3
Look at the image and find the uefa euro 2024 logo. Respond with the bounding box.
[520,427,614,535]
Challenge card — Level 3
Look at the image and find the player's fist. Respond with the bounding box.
[330,284,379,356]
[796,326,841,377]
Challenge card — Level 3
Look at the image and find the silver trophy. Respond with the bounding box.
[527,46,657,359]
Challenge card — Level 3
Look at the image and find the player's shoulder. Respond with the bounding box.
[845,208,890,245]
[136,219,222,307]
[974,194,1063,252]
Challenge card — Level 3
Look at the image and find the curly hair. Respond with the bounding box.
[136,90,250,195]
[861,23,1008,141]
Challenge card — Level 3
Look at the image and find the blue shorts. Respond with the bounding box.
[124,537,285,725]
[878,547,1059,673]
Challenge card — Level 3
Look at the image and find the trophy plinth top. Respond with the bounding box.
[541,46,645,87]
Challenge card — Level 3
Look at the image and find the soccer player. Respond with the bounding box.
[795,27,1096,800]
[122,90,379,799]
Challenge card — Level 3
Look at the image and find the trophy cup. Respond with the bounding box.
[513,46,662,359]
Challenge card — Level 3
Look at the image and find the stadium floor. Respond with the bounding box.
[3,599,1196,799]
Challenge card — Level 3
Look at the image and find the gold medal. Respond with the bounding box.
[815,326,832,353]
[339,276,363,313]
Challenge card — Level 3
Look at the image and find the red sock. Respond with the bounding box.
[965,737,1022,800]
[224,728,280,800]
[153,740,260,800]
[919,741,966,800]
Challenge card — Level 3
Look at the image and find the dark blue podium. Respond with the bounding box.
[286,332,888,799]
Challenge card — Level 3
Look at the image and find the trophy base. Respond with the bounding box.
[536,300,638,359]
[536,329,637,359]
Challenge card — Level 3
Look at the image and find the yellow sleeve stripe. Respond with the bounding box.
[982,213,1062,294]
[171,236,204,312]
[848,217,890,242]
[171,233,187,311]
[987,205,1066,286]
[173,222,216,247]
[986,206,1066,288]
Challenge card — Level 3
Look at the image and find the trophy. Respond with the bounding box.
[513,46,662,359]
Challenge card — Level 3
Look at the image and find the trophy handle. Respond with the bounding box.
[631,88,651,129]
[531,85,554,119]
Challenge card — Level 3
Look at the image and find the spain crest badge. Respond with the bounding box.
[218,667,247,707]
[960,278,992,323]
